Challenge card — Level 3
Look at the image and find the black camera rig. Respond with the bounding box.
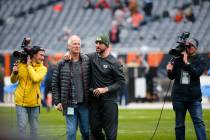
[169,32,190,60]
[13,37,33,63]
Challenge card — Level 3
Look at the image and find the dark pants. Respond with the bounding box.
[0,83,4,102]
[89,101,118,140]
[172,101,207,140]
[143,3,153,16]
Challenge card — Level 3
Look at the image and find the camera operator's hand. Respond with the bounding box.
[27,56,31,66]
[166,63,174,72]
[12,62,18,75]
[181,51,190,65]
[55,103,63,111]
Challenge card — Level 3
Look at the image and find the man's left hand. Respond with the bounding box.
[93,87,108,97]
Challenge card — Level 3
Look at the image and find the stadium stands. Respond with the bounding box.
[0,0,210,54]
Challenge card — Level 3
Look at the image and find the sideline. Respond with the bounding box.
[119,102,210,109]
[1,102,210,109]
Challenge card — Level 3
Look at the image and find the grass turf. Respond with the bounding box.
[0,106,209,140]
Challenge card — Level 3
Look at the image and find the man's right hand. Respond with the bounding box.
[56,103,63,111]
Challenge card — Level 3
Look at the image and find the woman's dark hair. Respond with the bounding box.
[31,46,45,55]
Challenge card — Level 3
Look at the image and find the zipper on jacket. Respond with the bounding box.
[80,62,86,102]
[37,94,39,104]
[22,73,29,106]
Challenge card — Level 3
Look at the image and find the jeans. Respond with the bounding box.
[118,83,128,105]
[172,101,207,140]
[16,105,39,139]
[65,103,89,140]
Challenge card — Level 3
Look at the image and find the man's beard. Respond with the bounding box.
[96,48,106,55]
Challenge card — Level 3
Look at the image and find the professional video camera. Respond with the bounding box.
[13,37,33,63]
[169,32,190,59]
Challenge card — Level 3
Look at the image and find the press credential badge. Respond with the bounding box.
[67,107,74,115]
[180,70,190,85]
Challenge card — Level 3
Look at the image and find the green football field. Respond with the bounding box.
[0,106,209,140]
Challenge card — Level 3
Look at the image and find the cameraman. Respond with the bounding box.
[10,46,47,139]
[166,38,207,140]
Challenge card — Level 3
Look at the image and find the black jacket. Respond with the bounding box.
[44,64,56,95]
[167,54,206,101]
[52,53,91,115]
[88,52,125,103]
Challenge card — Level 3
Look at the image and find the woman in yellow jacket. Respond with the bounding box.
[10,46,47,139]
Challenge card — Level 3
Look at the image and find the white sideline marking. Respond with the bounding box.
[1,102,210,109]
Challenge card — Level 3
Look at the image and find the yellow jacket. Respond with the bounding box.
[10,62,47,107]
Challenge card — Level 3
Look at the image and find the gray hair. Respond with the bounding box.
[67,35,81,45]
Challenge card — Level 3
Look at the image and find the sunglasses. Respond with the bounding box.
[95,41,103,44]
[186,45,192,49]
[186,44,195,49]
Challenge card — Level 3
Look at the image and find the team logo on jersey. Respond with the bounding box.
[103,65,108,69]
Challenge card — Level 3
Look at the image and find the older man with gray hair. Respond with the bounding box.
[52,35,91,140]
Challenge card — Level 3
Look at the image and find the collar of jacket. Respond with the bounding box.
[31,62,43,67]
